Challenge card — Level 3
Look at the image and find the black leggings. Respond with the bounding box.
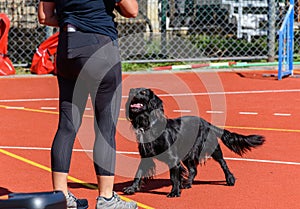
[51,30,122,176]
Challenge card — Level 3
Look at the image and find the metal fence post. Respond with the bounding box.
[160,0,167,58]
[267,0,276,62]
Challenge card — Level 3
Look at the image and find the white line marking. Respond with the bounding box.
[239,112,258,115]
[117,151,141,155]
[0,146,299,166]
[41,107,57,110]
[156,89,300,98]
[73,149,140,155]
[206,110,224,114]
[273,113,291,116]
[224,157,300,166]
[173,110,191,113]
[5,106,25,110]
[85,108,92,111]
[0,146,138,155]
[1,89,300,103]
[0,98,58,102]
[0,146,51,151]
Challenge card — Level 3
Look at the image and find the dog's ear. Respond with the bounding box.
[125,101,131,121]
[149,90,164,112]
[151,108,166,121]
[125,89,134,121]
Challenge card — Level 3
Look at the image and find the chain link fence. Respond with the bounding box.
[1,0,299,66]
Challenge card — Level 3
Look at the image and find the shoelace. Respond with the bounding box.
[67,193,78,203]
[114,193,121,201]
[66,192,77,205]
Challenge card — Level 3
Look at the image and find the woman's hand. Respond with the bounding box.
[38,1,59,27]
[115,0,138,18]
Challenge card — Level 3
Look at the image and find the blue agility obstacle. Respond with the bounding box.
[278,0,294,80]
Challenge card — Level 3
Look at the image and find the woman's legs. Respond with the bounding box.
[54,31,136,208]
[91,62,137,208]
[52,172,68,195]
[51,76,89,195]
[97,176,115,198]
[91,64,122,198]
[75,35,122,199]
[83,49,121,198]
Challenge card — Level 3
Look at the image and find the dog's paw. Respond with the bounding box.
[226,174,236,186]
[123,186,137,195]
[167,191,181,198]
[181,183,192,189]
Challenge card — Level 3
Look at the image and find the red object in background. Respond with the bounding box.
[0,13,16,76]
[30,32,58,75]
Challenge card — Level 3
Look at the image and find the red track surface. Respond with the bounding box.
[0,70,300,209]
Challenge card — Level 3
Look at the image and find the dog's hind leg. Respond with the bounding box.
[211,145,236,186]
[181,159,197,189]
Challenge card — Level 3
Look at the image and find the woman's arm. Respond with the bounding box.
[115,0,139,18]
[38,1,58,27]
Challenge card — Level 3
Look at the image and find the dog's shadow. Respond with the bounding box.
[114,179,227,196]
[67,179,227,196]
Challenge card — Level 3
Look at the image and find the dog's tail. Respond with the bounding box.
[209,124,265,156]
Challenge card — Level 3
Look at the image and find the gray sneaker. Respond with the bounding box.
[96,192,138,209]
[66,191,89,209]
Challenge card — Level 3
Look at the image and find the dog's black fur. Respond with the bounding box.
[123,88,265,197]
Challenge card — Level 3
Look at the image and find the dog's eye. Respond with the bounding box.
[140,90,147,95]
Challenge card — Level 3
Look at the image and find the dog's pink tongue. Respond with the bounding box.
[131,103,143,108]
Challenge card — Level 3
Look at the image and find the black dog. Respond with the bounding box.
[123,88,265,197]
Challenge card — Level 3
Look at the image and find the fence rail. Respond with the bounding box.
[0,0,299,66]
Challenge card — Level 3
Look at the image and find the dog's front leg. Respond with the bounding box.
[167,164,181,198]
[123,158,155,195]
[123,161,144,195]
